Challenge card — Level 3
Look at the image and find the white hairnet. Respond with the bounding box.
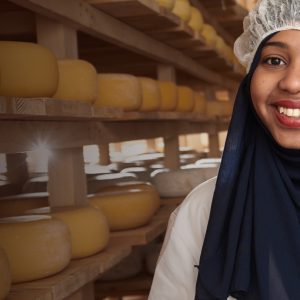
[234,0,300,72]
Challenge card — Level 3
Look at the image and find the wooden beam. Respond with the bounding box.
[99,143,110,165]
[9,0,238,90]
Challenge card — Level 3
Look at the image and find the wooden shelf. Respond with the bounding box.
[7,242,132,300]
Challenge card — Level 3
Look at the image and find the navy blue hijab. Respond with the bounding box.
[195,33,300,299]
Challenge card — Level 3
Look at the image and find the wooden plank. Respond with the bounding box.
[48,147,88,207]
[208,133,220,157]
[9,0,238,90]
[99,143,111,165]
[8,243,132,300]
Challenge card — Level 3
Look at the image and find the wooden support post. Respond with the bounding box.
[164,136,180,170]
[147,139,157,152]
[157,64,176,83]
[6,153,28,189]
[208,133,220,158]
[36,15,78,59]
[99,144,111,165]
[48,148,88,207]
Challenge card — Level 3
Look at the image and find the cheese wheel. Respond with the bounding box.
[206,100,233,117]
[188,7,204,31]
[200,24,217,47]
[0,192,48,217]
[0,41,58,97]
[176,86,195,112]
[152,167,219,197]
[26,206,110,259]
[158,81,178,111]
[98,181,161,211]
[215,35,226,57]
[94,74,142,111]
[0,247,11,300]
[0,215,71,283]
[172,0,192,22]
[139,77,161,112]
[193,91,206,114]
[53,59,97,103]
[88,172,137,194]
[154,0,175,9]
[89,189,158,231]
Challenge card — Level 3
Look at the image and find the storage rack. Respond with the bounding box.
[0,0,247,298]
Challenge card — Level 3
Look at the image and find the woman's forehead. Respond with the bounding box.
[267,30,300,46]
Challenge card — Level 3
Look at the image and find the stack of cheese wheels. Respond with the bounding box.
[88,172,137,194]
[176,86,195,112]
[0,215,71,283]
[100,248,143,280]
[94,73,142,111]
[22,175,48,193]
[158,81,178,111]
[139,77,161,112]
[99,181,161,212]
[0,247,11,300]
[155,0,175,9]
[200,23,217,47]
[151,166,219,197]
[0,41,58,97]
[193,91,206,114]
[89,187,160,231]
[172,0,192,22]
[53,59,98,103]
[0,192,48,217]
[26,205,110,259]
[188,7,204,31]
[206,100,233,117]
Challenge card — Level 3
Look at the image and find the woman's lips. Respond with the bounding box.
[274,101,300,127]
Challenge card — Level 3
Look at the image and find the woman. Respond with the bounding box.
[149,0,300,299]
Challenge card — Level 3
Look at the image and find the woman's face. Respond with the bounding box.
[251,30,300,149]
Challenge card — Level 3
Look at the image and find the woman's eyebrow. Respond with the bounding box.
[263,41,288,49]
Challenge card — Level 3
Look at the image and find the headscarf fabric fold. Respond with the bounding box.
[195,33,300,300]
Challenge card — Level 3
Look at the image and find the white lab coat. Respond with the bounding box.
[148,177,235,300]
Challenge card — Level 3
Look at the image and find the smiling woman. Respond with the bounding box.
[148,1,300,300]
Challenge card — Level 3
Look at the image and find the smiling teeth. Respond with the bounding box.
[278,106,300,117]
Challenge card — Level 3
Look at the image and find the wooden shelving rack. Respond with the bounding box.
[0,0,246,298]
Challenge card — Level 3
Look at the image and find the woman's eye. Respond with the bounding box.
[263,57,285,66]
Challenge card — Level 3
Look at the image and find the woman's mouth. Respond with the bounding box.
[277,106,300,118]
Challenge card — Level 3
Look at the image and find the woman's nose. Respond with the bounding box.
[278,64,300,94]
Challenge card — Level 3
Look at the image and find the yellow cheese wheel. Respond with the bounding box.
[0,215,71,283]
[99,181,161,211]
[193,91,206,114]
[158,81,178,111]
[200,24,217,47]
[94,74,142,111]
[188,7,204,31]
[0,247,11,300]
[0,192,48,218]
[89,189,158,231]
[0,41,58,97]
[206,100,233,117]
[155,0,175,10]
[172,0,192,22]
[215,35,226,57]
[176,86,195,112]
[53,59,97,103]
[26,206,110,259]
[139,77,161,112]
